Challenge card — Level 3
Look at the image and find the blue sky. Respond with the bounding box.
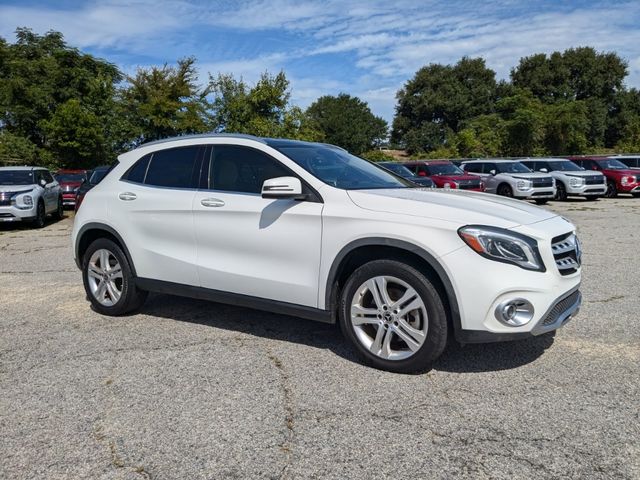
[1,0,639,122]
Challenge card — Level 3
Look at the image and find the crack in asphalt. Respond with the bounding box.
[266,348,296,480]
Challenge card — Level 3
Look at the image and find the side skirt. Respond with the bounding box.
[135,277,334,324]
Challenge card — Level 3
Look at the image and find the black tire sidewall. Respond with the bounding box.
[555,183,567,201]
[338,259,448,373]
[34,201,45,228]
[498,184,513,197]
[82,238,142,316]
[605,181,617,198]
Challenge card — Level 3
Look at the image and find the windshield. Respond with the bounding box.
[381,163,414,177]
[426,163,463,175]
[89,169,109,184]
[599,159,629,170]
[275,145,411,190]
[496,162,532,174]
[55,173,85,183]
[547,161,582,172]
[0,170,34,186]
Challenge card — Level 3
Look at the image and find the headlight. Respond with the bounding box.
[569,177,584,187]
[621,176,636,185]
[23,195,33,206]
[458,225,545,272]
[516,180,531,191]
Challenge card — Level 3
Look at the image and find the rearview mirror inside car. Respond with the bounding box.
[261,176,304,200]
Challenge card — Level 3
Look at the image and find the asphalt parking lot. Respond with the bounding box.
[1,198,639,480]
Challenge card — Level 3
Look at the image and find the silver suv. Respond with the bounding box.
[521,158,606,201]
[462,159,556,204]
[0,167,63,228]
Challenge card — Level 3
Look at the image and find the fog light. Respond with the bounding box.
[495,298,534,326]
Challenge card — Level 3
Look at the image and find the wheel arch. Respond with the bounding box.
[325,238,461,334]
[75,223,136,276]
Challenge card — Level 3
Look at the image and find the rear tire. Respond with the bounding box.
[338,259,448,373]
[632,193,640,198]
[82,238,147,316]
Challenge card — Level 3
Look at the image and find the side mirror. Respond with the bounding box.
[489,170,496,176]
[539,168,548,173]
[39,179,47,187]
[261,176,303,200]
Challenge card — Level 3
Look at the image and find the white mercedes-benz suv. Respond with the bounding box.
[72,134,582,372]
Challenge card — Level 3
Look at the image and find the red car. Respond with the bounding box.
[566,156,640,198]
[403,160,484,191]
[54,169,89,208]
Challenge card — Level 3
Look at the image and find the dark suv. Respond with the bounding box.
[402,160,484,191]
[567,156,640,198]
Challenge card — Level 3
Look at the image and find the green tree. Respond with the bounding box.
[0,28,121,167]
[392,57,497,152]
[209,71,322,140]
[306,94,387,154]
[543,101,589,155]
[120,57,211,144]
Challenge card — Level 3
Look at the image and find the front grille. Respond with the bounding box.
[458,179,482,190]
[585,176,605,185]
[532,177,554,188]
[551,232,580,275]
[542,290,581,326]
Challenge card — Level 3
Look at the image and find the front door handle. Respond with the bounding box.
[119,192,137,201]
[201,198,225,208]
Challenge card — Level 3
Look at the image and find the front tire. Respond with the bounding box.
[339,260,448,373]
[555,182,567,201]
[605,180,617,198]
[32,201,46,229]
[82,238,147,315]
[53,196,64,220]
[497,183,513,197]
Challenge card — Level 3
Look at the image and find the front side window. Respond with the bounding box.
[463,163,482,173]
[210,145,291,194]
[495,162,532,174]
[547,161,581,172]
[43,171,55,183]
[274,144,411,190]
[482,163,497,174]
[0,170,34,186]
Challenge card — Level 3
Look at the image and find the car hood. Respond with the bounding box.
[347,188,557,229]
[560,171,604,178]
[602,168,639,176]
[431,173,478,182]
[0,184,35,193]
[501,172,550,179]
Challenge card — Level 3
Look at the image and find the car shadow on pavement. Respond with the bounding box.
[140,292,555,373]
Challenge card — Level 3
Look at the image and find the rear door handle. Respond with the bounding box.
[201,198,225,208]
[119,192,137,201]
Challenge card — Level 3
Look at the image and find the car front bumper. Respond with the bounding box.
[0,204,37,222]
[512,187,556,199]
[566,183,607,196]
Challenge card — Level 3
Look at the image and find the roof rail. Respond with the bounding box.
[136,132,266,149]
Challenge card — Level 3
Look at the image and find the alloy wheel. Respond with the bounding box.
[350,275,428,361]
[87,249,123,306]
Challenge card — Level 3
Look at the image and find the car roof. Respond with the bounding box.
[56,169,87,173]
[0,166,46,171]
[406,160,452,164]
[136,133,345,151]
[461,159,524,164]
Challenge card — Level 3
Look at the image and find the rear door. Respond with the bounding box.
[193,144,323,307]
[114,145,204,286]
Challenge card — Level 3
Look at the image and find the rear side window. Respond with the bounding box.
[209,145,291,194]
[122,147,201,189]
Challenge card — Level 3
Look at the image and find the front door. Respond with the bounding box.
[193,144,323,307]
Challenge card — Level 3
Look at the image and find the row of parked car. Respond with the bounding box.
[0,165,111,227]
[379,154,640,202]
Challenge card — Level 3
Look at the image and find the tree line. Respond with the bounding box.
[1,28,639,169]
